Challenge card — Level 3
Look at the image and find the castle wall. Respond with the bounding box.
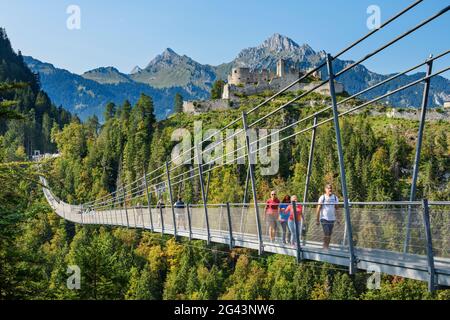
[228,67,276,85]
[276,59,285,77]
[222,77,344,100]
[301,81,344,95]
[183,99,235,115]
[228,68,253,85]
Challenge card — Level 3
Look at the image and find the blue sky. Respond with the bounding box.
[0,0,448,77]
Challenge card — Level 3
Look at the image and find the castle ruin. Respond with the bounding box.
[226,59,301,87]
[222,58,343,100]
[183,58,345,114]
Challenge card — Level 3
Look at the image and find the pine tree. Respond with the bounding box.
[174,93,183,113]
[66,228,130,300]
[104,102,116,122]
[125,266,158,300]
[330,273,357,300]
[210,80,225,99]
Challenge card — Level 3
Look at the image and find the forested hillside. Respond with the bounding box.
[0,28,72,160]
[2,90,449,300]
[1,29,449,300]
[49,91,449,206]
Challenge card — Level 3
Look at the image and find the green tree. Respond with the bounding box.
[174,93,183,113]
[125,265,159,300]
[66,227,130,299]
[104,102,116,122]
[210,80,225,99]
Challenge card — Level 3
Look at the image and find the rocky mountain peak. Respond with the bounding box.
[162,47,177,56]
[260,33,300,52]
[130,65,142,74]
[145,48,183,69]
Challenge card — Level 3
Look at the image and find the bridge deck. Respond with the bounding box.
[42,184,450,287]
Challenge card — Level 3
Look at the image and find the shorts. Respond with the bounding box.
[175,209,185,218]
[320,219,335,236]
[266,214,277,228]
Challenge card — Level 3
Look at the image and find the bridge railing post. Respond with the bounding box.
[113,195,118,226]
[100,204,105,225]
[123,187,130,229]
[92,204,95,224]
[90,206,93,225]
[95,205,98,225]
[422,199,437,292]
[165,161,177,238]
[187,203,192,240]
[292,201,302,263]
[302,116,318,246]
[134,202,138,229]
[242,111,263,255]
[205,164,212,203]
[118,194,124,227]
[240,165,250,236]
[405,56,433,253]
[102,203,105,225]
[143,167,154,232]
[226,202,234,249]
[196,144,211,245]
[326,54,356,274]
[303,116,317,203]
[159,199,165,235]
[105,200,109,225]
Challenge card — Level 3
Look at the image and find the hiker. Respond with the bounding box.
[156,197,165,227]
[174,196,186,229]
[265,190,280,242]
[316,184,339,249]
[285,195,303,246]
[278,195,291,244]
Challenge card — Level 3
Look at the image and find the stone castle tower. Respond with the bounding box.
[276,59,286,78]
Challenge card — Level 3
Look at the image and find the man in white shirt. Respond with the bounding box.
[316,184,340,249]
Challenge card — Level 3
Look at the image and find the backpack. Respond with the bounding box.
[321,194,337,204]
[320,194,337,213]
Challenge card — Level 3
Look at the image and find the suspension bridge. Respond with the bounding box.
[41,1,450,292]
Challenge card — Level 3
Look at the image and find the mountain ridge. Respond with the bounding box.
[23,56,205,120]
[25,33,450,121]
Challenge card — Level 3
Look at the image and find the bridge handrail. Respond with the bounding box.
[81,0,435,207]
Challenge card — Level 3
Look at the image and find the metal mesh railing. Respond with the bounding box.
[429,204,450,258]
[39,2,450,291]
[42,176,450,261]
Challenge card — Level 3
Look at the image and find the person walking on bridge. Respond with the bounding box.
[285,195,303,246]
[278,195,291,244]
[174,196,186,230]
[316,184,339,250]
[265,191,280,242]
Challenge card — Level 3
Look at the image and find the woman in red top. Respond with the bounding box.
[284,195,303,246]
[265,190,280,242]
